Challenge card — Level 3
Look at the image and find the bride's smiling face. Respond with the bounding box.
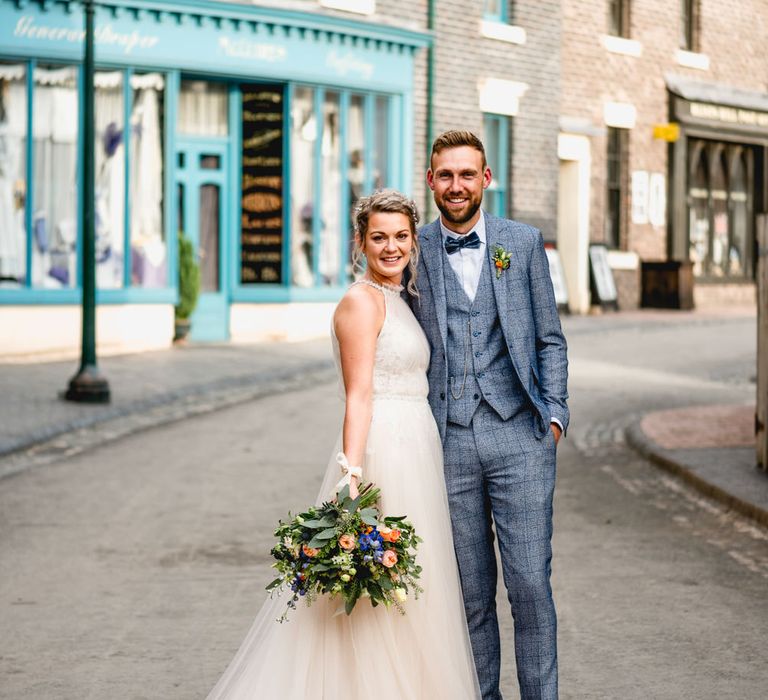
[362,212,414,283]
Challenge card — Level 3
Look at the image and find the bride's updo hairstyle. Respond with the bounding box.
[353,189,420,296]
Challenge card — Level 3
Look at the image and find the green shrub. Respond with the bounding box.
[175,232,200,320]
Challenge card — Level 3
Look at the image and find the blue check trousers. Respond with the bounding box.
[443,401,558,700]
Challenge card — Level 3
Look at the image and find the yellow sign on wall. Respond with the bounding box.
[653,123,680,142]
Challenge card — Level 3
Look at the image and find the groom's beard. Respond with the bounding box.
[435,193,483,227]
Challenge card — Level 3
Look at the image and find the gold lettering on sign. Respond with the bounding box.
[243,174,281,191]
[242,155,282,167]
[242,233,282,246]
[261,267,280,282]
[242,193,282,213]
[243,251,282,262]
[243,129,282,150]
[241,214,283,229]
[690,101,768,127]
[243,111,283,123]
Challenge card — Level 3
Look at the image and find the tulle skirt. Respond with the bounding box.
[206,396,480,699]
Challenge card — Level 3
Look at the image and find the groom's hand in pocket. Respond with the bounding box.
[551,423,562,446]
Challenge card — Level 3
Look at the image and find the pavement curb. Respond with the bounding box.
[625,422,768,529]
[0,360,336,481]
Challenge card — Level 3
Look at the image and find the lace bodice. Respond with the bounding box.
[332,279,431,402]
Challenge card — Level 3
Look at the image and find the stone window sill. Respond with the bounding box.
[675,49,710,71]
[319,0,375,16]
[479,20,526,45]
[600,34,642,57]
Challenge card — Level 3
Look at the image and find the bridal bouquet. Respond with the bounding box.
[267,483,422,622]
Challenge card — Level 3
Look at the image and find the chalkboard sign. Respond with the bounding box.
[588,244,618,308]
[544,245,569,311]
[240,85,284,285]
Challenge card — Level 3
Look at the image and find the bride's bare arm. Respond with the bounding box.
[333,286,385,497]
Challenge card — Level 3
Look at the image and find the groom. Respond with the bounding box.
[411,130,569,700]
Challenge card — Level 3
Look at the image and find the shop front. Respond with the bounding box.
[0,0,427,355]
[667,76,768,302]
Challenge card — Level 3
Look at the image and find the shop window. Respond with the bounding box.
[0,62,27,288]
[681,0,701,52]
[605,127,628,249]
[608,0,631,38]
[373,95,390,191]
[319,91,341,286]
[129,73,166,288]
[290,86,316,288]
[32,65,78,289]
[483,113,509,218]
[710,150,728,277]
[483,0,510,23]
[688,144,709,276]
[687,139,755,279]
[178,80,228,137]
[729,151,750,277]
[282,87,395,289]
[95,71,125,289]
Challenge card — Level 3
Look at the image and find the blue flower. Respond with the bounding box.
[358,534,371,551]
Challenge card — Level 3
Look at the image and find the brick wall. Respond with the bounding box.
[562,0,768,261]
[429,1,563,236]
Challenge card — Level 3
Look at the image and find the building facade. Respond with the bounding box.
[0,0,428,356]
[559,0,768,311]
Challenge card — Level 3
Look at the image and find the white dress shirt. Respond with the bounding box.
[439,210,564,437]
[440,210,487,303]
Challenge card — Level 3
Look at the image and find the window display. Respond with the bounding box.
[0,63,27,288]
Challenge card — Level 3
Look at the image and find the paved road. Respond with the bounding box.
[1,313,765,699]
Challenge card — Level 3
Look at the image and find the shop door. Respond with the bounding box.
[176,141,229,341]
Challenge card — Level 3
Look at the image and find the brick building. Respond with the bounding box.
[559,0,768,311]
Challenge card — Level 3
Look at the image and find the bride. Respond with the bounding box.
[206,190,480,699]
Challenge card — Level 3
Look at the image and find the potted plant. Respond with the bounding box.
[174,231,200,343]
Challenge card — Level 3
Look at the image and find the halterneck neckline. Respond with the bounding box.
[354,278,404,295]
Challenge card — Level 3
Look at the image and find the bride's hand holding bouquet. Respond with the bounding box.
[267,468,422,622]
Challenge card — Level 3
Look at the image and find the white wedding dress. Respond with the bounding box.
[207,279,480,699]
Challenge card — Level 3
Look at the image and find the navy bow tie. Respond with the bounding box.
[444,231,481,255]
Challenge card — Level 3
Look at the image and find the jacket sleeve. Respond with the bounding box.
[528,231,570,433]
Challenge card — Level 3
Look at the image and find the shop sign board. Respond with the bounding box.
[588,244,618,307]
[544,245,569,311]
[240,85,285,285]
[1,4,414,91]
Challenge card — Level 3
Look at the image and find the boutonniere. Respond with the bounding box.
[492,246,511,279]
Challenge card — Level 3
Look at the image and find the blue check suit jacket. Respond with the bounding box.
[411,214,570,442]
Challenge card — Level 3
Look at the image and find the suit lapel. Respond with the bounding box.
[485,215,524,374]
[419,220,448,350]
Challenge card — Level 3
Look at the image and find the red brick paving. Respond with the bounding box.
[640,405,755,450]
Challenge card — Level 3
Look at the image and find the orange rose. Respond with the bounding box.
[389,529,401,542]
[338,534,356,551]
[379,526,392,542]
[495,260,503,268]
[302,544,319,558]
[381,550,398,568]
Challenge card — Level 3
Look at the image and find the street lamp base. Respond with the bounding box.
[64,365,111,403]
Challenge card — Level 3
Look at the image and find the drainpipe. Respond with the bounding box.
[426,0,436,216]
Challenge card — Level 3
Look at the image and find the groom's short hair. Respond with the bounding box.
[430,130,487,169]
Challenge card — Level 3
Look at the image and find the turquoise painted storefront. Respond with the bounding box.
[0,0,428,344]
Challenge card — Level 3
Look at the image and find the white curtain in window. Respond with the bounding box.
[178,80,228,137]
[0,64,27,286]
[32,66,78,288]
[290,87,316,288]
[95,71,125,288]
[129,73,166,288]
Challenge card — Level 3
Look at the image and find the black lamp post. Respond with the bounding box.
[65,0,110,403]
